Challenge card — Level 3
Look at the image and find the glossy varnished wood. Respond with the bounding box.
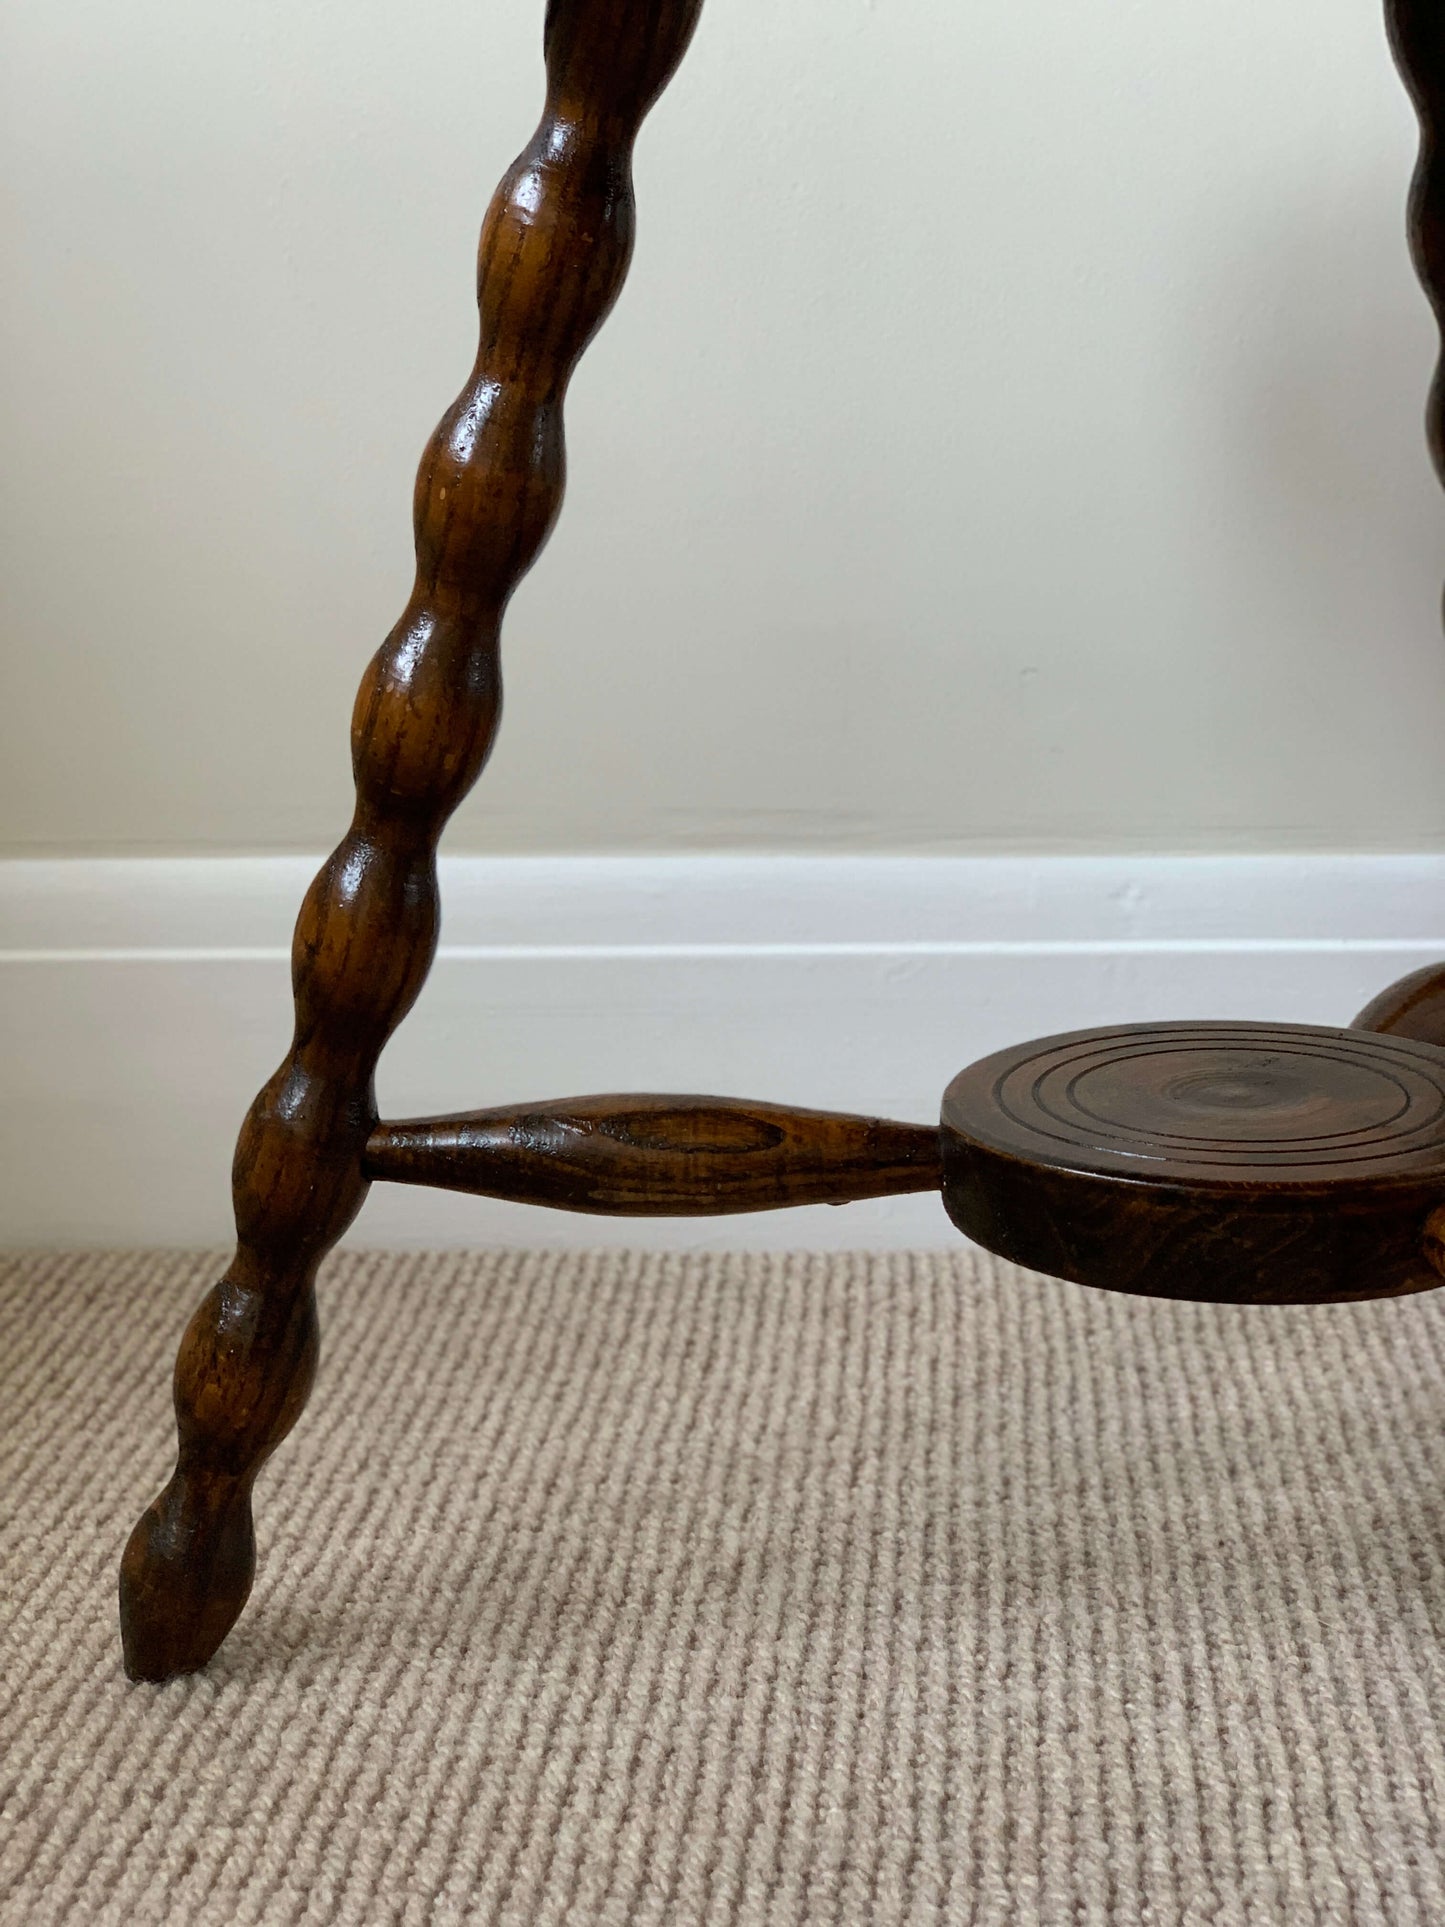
[941,1022,1445,1304]
[1353,962,1445,1046]
[118,0,1445,1683]
[1388,0,1445,479]
[119,0,705,1682]
[365,1097,941,1214]
[1348,10,1445,1053]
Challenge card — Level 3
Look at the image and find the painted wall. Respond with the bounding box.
[3,0,1442,858]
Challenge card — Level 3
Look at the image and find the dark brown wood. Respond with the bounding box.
[1353,963,1445,1044]
[119,0,705,1683]
[1346,16,1445,1058]
[116,0,1445,1684]
[1424,1203,1445,1277]
[941,1022,1445,1305]
[365,1096,941,1214]
[1387,0,1445,480]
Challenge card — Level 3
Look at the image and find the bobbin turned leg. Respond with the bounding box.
[1348,8,1445,1055]
[119,0,704,1680]
[119,1262,322,1679]
[1385,0,1444,478]
[120,847,436,1678]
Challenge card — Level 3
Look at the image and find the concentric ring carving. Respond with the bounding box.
[961,1023,1445,1182]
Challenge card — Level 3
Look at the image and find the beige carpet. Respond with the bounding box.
[4,1251,1445,1926]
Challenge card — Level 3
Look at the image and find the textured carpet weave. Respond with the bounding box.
[5,1248,1445,1925]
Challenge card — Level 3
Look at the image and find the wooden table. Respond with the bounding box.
[118,0,1445,1681]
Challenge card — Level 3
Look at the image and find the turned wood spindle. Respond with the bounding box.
[1387,0,1445,483]
[364,1097,942,1215]
[1350,5,1445,1046]
[119,0,706,1683]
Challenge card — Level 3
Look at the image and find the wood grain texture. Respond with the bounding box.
[1388,0,1445,480]
[114,0,1445,1686]
[1353,962,1445,1045]
[119,0,705,1682]
[365,1096,942,1215]
[1353,12,1445,1052]
[941,1022,1445,1305]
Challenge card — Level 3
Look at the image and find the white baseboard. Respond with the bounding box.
[4,853,1445,1251]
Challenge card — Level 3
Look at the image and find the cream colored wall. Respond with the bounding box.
[2,0,1442,858]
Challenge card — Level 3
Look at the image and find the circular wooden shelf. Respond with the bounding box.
[941,1022,1445,1304]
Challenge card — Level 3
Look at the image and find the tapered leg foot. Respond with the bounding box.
[119,1475,256,1680]
[119,1270,320,1681]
